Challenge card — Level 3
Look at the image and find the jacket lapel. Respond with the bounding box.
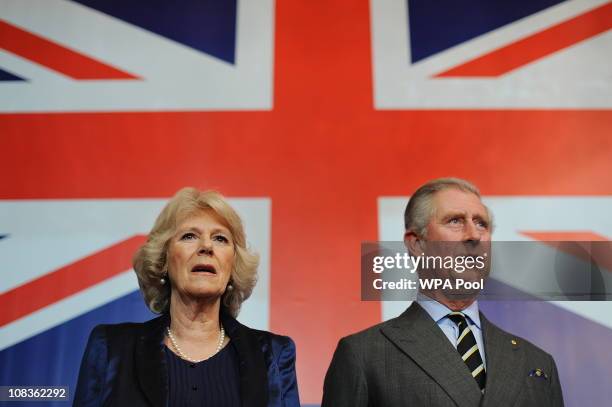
[381,302,482,407]
[222,312,269,407]
[480,314,525,407]
[135,315,169,407]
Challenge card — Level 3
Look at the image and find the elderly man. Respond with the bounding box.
[322,178,564,407]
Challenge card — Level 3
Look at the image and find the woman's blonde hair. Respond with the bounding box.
[133,187,259,317]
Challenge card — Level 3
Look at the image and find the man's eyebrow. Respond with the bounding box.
[440,211,467,220]
[472,213,491,225]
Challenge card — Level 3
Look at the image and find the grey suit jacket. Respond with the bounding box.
[322,302,563,407]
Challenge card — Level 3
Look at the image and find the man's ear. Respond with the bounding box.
[404,230,422,255]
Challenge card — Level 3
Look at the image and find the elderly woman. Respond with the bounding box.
[74,188,300,406]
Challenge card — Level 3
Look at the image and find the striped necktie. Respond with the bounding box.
[447,312,486,391]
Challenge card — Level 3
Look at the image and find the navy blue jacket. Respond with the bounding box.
[74,312,300,407]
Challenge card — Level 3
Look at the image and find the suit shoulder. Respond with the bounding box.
[91,321,142,337]
[239,326,297,368]
[335,318,395,350]
[248,326,295,348]
[88,316,163,342]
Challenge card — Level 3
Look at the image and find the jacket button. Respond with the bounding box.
[192,386,198,391]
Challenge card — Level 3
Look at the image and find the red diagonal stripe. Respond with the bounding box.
[522,231,608,242]
[0,20,139,80]
[521,231,611,273]
[436,2,612,77]
[0,235,146,327]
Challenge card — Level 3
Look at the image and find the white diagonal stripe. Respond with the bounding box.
[462,344,479,361]
[457,326,470,344]
[472,364,485,377]
[0,0,274,111]
[371,0,612,108]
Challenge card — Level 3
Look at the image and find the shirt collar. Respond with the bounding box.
[416,293,482,329]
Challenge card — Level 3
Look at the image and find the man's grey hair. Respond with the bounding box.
[404,177,492,238]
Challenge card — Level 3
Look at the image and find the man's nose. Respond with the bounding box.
[463,220,481,243]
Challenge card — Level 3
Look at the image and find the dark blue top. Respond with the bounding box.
[164,343,241,407]
[74,313,301,406]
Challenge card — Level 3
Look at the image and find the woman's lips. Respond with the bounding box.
[191,264,216,274]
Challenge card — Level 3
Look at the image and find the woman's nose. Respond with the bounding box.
[198,239,213,255]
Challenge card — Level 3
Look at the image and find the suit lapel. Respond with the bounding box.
[381,303,482,407]
[135,315,169,407]
[221,312,268,407]
[480,314,525,407]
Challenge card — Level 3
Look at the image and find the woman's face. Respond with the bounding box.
[167,210,235,302]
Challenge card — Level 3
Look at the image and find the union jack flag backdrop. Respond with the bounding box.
[1,0,611,405]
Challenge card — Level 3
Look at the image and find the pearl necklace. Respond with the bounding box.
[166,325,225,363]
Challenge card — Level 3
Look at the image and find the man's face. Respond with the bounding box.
[410,188,492,300]
[425,188,491,242]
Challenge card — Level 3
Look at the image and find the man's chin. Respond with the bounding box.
[442,289,481,301]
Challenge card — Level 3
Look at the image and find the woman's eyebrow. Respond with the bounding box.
[177,225,231,234]
[211,227,233,237]
[176,226,201,234]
